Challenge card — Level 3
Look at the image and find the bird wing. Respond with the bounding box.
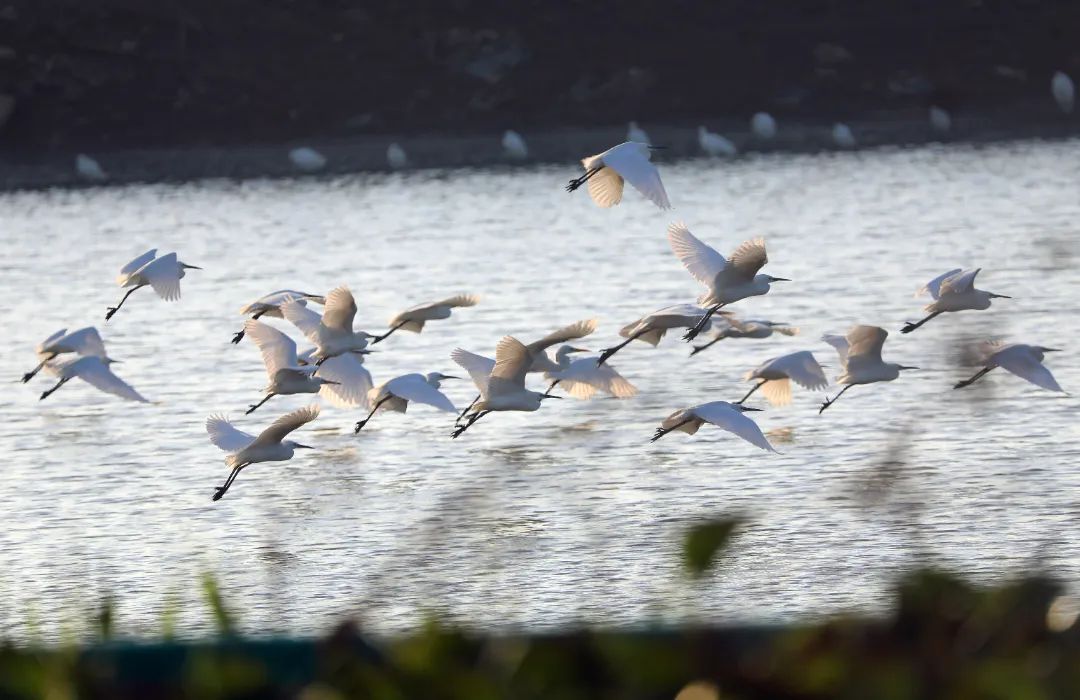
[667,222,728,287]
[995,349,1063,392]
[252,404,320,447]
[206,415,255,452]
[822,334,851,371]
[38,328,69,353]
[117,249,157,284]
[73,359,149,402]
[723,238,769,284]
[527,319,599,353]
[846,325,888,362]
[918,268,963,299]
[602,144,671,209]
[939,268,980,296]
[488,336,531,395]
[63,327,108,358]
[244,319,300,377]
[451,348,496,398]
[974,340,1007,364]
[315,354,374,409]
[759,378,792,407]
[385,375,457,412]
[692,402,776,452]
[321,286,357,332]
[280,300,324,342]
[139,252,182,301]
[557,358,638,399]
[584,163,625,208]
[436,293,479,308]
[770,350,829,390]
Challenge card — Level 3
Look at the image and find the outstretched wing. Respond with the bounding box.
[603,144,671,209]
[315,353,373,409]
[846,325,888,363]
[583,154,624,208]
[252,404,320,447]
[527,319,598,353]
[667,222,728,287]
[488,336,531,395]
[939,268,980,296]
[451,348,495,398]
[62,327,108,358]
[995,349,1063,392]
[37,328,69,354]
[724,238,769,284]
[322,286,357,332]
[918,268,963,299]
[556,358,638,399]
[244,319,300,377]
[280,300,324,342]
[386,375,456,412]
[692,402,776,452]
[74,359,149,402]
[118,249,157,284]
[822,334,850,366]
[436,293,479,308]
[769,350,829,390]
[206,415,255,452]
[139,252,182,301]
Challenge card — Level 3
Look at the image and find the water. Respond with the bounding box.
[1,140,1078,641]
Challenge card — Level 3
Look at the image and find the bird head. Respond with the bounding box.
[425,372,459,386]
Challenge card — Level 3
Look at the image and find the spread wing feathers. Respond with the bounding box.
[555,361,638,400]
[385,375,457,412]
[206,415,256,452]
[660,409,703,435]
[528,319,599,352]
[245,319,300,377]
[766,351,829,390]
[939,268,981,296]
[996,352,1063,392]
[38,328,69,353]
[239,290,321,314]
[252,404,320,447]
[315,353,373,409]
[691,402,777,452]
[74,359,149,402]
[845,326,888,362]
[451,348,496,398]
[436,294,480,308]
[636,329,667,346]
[321,286,357,332]
[488,336,531,394]
[667,222,728,286]
[280,300,325,342]
[822,334,850,366]
[918,268,963,299]
[725,238,769,282]
[118,249,157,283]
[760,378,792,407]
[974,340,1007,364]
[139,252,182,301]
[64,327,107,357]
[585,165,625,208]
[602,145,671,209]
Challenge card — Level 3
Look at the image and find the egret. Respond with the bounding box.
[627,121,650,145]
[597,304,712,366]
[232,290,326,343]
[22,327,109,383]
[954,342,1064,392]
[39,356,147,403]
[288,147,327,172]
[450,336,563,438]
[280,285,374,364]
[902,268,1010,333]
[502,130,528,160]
[106,250,201,321]
[698,126,737,157]
[832,123,856,148]
[373,294,479,344]
[819,325,917,413]
[206,404,319,501]
[76,154,107,182]
[541,345,637,399]
[298,349,374,410]
[929,105,952,133]
[242,320,345,414]
[690,315,798,357]
[565,141,671,209]
[353,372,457,432]
[650,401,776,451]
[667,222,789,341]
[1052,71,1075,114]
[737,350,828,406]
[750,112,777,140]
[387,143,409,169]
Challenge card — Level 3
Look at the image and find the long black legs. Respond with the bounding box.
[689,338,721,357]
[212,464,247,501]
[371,321,405,345]
[452,410,490,439]
[246,393,275,415]
[105,287,141,321]
[819,385,853,414]
[954,367,994,390]
[651,419,693,443]
[457,394,480,423]
[900,311,941,334]
[545,380,561,395]
[22,353,57,383]
[39,376,70,401]
[232,310,265,344]
[597,332,643,366]
[354,396,391,433]
[566,166,603,193]
[736,381,766,405]
[683,303,725,342]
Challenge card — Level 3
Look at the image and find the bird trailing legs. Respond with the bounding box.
[818,385,854,414]
[452,410,490,439]
[246,393,276,415]
[39,376,70,400]
[212,463,249,501]
[545,379,561,395]
[456,394,480,423]
[689,338,721,357]
[354,396,391,433]
[683,303,725,342]
[22,353,57,383]
[371,321,405,344]
[597,331,646,366]
[650,419,693,442]
[565,166,603,193]
[954,367,994,389]
[900,311,941,334]
[231,310,265,344]
[105,285,143,321]
[735,380,767,404]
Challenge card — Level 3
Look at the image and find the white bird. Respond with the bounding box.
[541,345,637,399]
[627,121,650,145]
[353,372,458,432]
[206,404,319,501]
[565,141,671,209]
[690,314,798,357]
[750,112,777,140]
[954,342,1064,392]
[819,325,917,413]
[39,356,148,403]
[22,326,109,383]
[667,222,789,341]
[288,147,327,172]
[597,303,713,365]
[737,350,828,406]
[106,249,201,321]
[929,105,952,133]
[373,294,480,344]
[242,320,345,414]
[387,143,409,169]
[299,350,374,410]
[232,290,326,343]
[1052,71,1075,114]
[280,285,373,364]
[902,268,1010,333]
[501,130,528,160]
[650,401,776,452]
[831,123,856,148]
[75,154,107,182]
[698,126,737,157]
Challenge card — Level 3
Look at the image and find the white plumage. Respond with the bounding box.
[39,356,148,403]
[1052,71,1075,114]
[387,143,409,169]
[22,327,110,383]
[652,401,776,452]
[375,293,479,343]
[567,141,671,209]
[698,126,737,157]
[751,112,777,139]
[902,268,1009,333]
[501,130,528,160]
[288,147,328,172]
[819,326,917,413]
[354,372,458,432]
[597,304,713,366]
[106,250,201,320]
[739,350,828,407]
[280,285,373,364]
[955,342,1064,393]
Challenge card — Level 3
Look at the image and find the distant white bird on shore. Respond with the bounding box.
[502,130,528,160]
[1052,71,1075,114]
[698,126,737,157]
[597,304,713,366]
[667,222,789,341]
[627,121,650,144]
[22,327,109,383]
[690,315,798,357]
[832,123,856,148]
[288,147,327,172]
[929,105,952,133]
[566,141,671,209]
[106,250,201,321]
[76,154,107,182]
[373,294,480,344]
[751,112,777,140]
[280,286,373,364]
[651,401,776,451]
[738,350,828,406]
[206,404,319,501]
[954,342,1064,392]
[242,320,344,414]
[542,345,637,399]
[902,268,1010,334]
[232,290,326,343]
[353,372,457,432]
[39,356,147,403]
[387,143,409,169]
[819,326,917,413]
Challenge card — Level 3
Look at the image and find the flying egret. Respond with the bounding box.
[832,123,856,148]
[280,285,374,364]
[929,105,952,133]
[819,325,917,413]
[751,112,777,139]
[106,250,201,321]
[39,356,147,403]
[650,401,776,451]
[901,268,1010,333]
[597,304,712,366]
[627,121,650,145]
[288,147,327,172]
[76,154,107,182]
[541,345,637,399]
[387,143,408,169]
[1052,71,1075,114]
[373,294,479,344]
[242,320,345,414]
[667,222,789,341]
[565,141,671,210]
[451,336,563,438]
[698,126,737,157]
[502,130,528,160]
[297,348,374,410]
[206,404,319,501]
[22,327,109,383]
[954,342,1064,392]
[353,372,457,432]
[232,290,326,343]
[690,314,798,357]
[738,350,828,406]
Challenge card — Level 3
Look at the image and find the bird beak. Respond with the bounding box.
[294,443,314,449]
[771,277,791,282]
[740,406,763,411]
[899,365,920,370]
[352,349,376,355]
[181,263,203,270]
[647,145,669,150]
[989,293,1011,299]
[540,393,563,400]
[441,375,460,380]
[1043,348,1062,353]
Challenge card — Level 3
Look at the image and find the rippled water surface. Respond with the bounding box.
[2,140,1079,640]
